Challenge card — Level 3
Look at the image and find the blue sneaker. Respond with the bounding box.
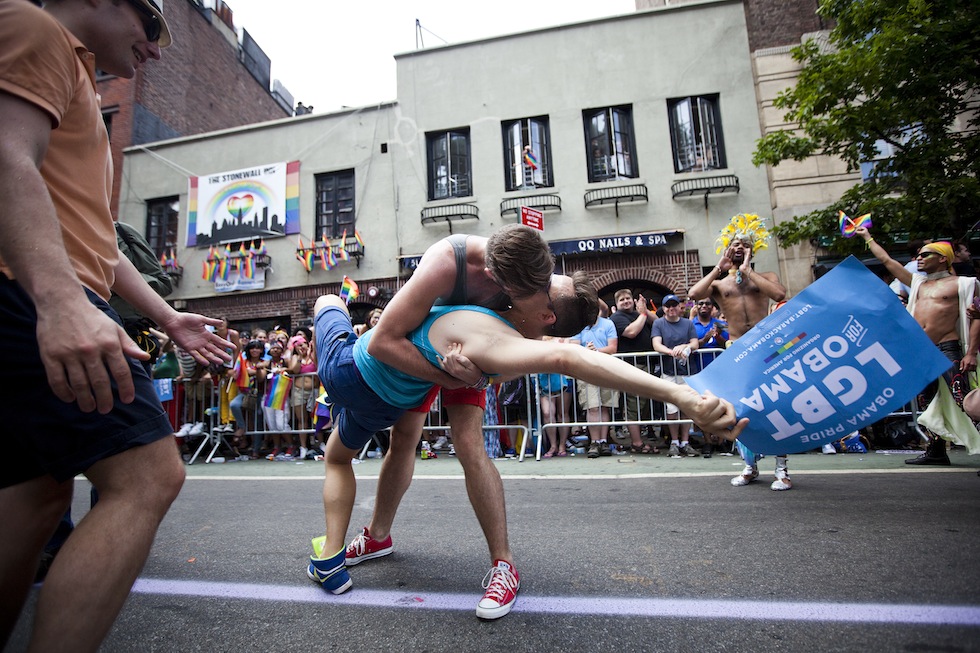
[307,536,353,594]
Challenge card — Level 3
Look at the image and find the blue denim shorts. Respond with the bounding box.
[315,305,406,450]
[0,275,174,488]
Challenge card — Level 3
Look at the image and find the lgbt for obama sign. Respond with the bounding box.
[688,257,951,454]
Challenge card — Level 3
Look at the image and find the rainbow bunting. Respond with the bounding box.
[263,373,292,411]
[523,148,539,170]
[838,211,872,238]
[340,275,359,304]
[354,230,365,249]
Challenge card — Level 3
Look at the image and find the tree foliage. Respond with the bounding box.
[753,0,980,254]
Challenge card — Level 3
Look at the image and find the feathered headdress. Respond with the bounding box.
[715,213,771,255]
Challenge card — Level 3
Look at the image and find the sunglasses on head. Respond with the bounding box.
[127,0,162,42]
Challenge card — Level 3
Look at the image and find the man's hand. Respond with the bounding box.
[37,303,148,414]
[739,246,753,273]
[439,342,484,386]
[676,388,748,439]
[855,226,872,241]
[960,352,977,373]
[719,248,735,273]
[159,312,233,366]
[637,294,651,317]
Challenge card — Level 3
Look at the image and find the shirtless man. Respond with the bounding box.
[351,225,556,619]
[858,228,980,465]
[308,277,747,617]
[689,215,790,489]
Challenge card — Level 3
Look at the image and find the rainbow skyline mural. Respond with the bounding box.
[187,161,300,247]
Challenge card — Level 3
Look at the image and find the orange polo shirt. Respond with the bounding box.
[0,0,118,301]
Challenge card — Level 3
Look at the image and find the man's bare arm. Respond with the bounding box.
[0,93,146,414]
[856,226,912,286]
[366,241,476,388]
[688,266,722,301]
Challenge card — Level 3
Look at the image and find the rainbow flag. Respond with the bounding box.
[340,275,359,304]
[243,255,254,279]
[201,260,209,281]
[303,249,315,273]
[219,257,229,280]
[838,211,872,238]
[320,245,329,270]
[234,351,250,389]
[327,244,337,268]
[337,230,351,262]
[354,230,365,249]
[258,239,267,256]
[263,373,292,410]
[523,149,539,170]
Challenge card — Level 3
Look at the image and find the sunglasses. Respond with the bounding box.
[696,301,712,306]
[127,0,162,42]
[916,252,938,259]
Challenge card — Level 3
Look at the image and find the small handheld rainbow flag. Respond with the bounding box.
[523,148,539,170]
[838,211,872,238]
[338,230,351,262]
[263,373,292,411]
[340,275,359,304]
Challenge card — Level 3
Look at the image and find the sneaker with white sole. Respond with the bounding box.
[433,435,449,450]
[345,527,393,566]
[731,465,759,486]
[176,423,193,436]
[307,536,353,594]
[188,422,205,436]
[771,468,793,491]
[822,443,836,454]
[668,444,681,458]
[476,559,520,620]
[680,443,699,457]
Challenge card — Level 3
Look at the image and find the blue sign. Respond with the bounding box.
[154,379,174,402]
[687,256,951,454]
[548,230,676,256]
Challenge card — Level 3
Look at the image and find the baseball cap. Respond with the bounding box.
[133,0,173,48]
[662,294,680,306]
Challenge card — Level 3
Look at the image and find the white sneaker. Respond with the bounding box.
[771,468,793,491]
[300,446,308,460]
[731,465,759,487]
[433,435,449,450]
[822,443,836,454]
[176,423,193,436]
[188,422,205,436]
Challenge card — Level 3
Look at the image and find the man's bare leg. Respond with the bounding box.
[27,436,185,653]
[321,428,361,556]
[0,476,72,648]
[447,403,513,564]
[365,411,427,541]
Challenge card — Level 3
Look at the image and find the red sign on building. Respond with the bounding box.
[520,206,544,231]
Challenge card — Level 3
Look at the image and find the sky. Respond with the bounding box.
[222,0,638,113]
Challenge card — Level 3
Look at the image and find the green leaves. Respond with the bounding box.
[755,0,980,253]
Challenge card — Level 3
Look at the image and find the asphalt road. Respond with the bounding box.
[7,450,980,653]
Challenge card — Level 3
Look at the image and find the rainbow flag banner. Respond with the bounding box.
[264,373,292,410]
[340,275,359,304]
[687,256,951,454]
[838,211,872,238]
[523,148,539,170]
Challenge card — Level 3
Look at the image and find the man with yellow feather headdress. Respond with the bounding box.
[690,213,791,489]
[857,226,980,464]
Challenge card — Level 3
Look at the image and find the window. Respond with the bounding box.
[145,197,179,259]
[427,129,472,200]
[860,126,918,182]
[667,95,726,173]
[315,170,355,239]
[502,116,553,190]
[584,106,637,182]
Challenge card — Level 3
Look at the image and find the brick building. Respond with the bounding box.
[99,0,290,220]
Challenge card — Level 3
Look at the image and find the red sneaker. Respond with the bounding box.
[476,559,520,620]
[344,527,393,566]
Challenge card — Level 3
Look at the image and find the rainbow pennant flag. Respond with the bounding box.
[523,148,539,170]
[354,230,365,249]
[338,230,351,262]
[340,275,359,304]
[263,373,292,411]
[838,211,872,238]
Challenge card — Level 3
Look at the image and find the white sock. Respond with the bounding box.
[671,440,680,447]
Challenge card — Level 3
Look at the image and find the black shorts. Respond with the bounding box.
[0,275,174,488]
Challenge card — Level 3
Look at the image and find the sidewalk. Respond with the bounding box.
[182,447,980,479]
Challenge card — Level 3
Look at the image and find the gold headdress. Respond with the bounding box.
[715,213,771,255]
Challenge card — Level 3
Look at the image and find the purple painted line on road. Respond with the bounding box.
[132,579,980,626]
